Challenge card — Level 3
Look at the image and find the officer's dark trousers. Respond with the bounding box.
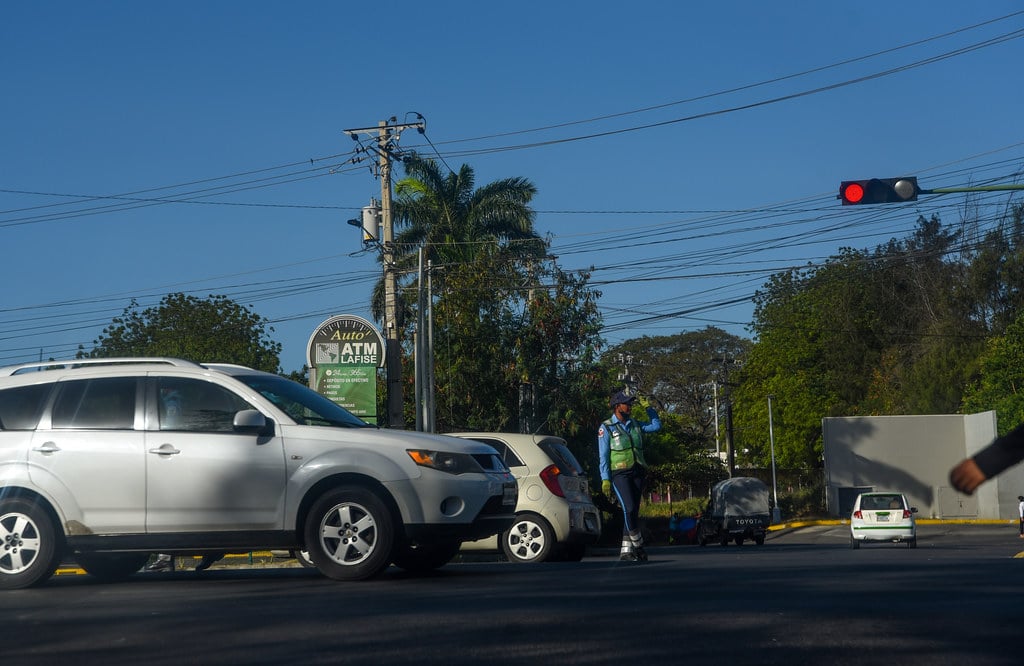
[611,466,645,535]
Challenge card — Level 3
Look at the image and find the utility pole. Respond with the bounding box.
[378,120,403,428]
[617,353,636,394]
[712,356,739,478]
[344,117,425,428]
[767,394,780,523]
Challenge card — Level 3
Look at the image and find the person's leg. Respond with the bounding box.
[612,471,645,561]
[626,470,647,560]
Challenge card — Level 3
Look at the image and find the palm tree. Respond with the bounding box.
[370,153,547,322]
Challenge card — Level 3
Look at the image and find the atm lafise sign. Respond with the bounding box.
[306,315,386,368]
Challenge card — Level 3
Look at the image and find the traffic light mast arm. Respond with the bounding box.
[919,184,1024,194]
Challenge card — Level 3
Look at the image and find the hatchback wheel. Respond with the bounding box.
[850,535,860,549]
[0,497,62,590]
[304,487,395,581]
[501,513,554,563]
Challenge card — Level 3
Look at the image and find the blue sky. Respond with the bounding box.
[3,2,1023,374]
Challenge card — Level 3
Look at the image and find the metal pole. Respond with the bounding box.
[426,259,435,433]
[768,394,781,523]
[713,381,720,455]
[414,246,425,431]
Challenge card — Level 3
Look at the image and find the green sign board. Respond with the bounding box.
[307,315,385,424]
[315,364,377,421]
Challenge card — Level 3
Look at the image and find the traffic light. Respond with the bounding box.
[839,177,919,205]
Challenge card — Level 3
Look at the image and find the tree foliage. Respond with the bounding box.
[82,293,282,373]
[600,328,748,488]
[372,153,547,326]
[386,155,607,467]
[962,308,1024,436]
[732,206,1024,469]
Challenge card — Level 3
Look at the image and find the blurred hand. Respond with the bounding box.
[602,480,612,497]
[949,458,987,495]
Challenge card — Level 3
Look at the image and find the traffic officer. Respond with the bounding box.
[598,390,661,562]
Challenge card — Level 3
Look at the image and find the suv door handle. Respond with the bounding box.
[32,441,60,453]
[148,444,182,456]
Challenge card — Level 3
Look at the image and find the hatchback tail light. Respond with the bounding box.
[853,510,862,519]
[539,464,565,498]
[903,510,912,519]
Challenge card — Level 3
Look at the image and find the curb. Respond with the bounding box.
[53,520,1024,575]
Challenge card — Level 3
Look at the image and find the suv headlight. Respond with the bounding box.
[406,449,479,474]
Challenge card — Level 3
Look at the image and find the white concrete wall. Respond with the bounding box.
[823,411,1017,520]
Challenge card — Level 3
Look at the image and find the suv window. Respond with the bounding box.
[0,383,53,430]
[52,377,137,429]
[157,377,252,432]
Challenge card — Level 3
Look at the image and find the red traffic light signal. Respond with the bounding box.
[839,177,919,205]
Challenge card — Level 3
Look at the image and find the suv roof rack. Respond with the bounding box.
[0,357,203,377]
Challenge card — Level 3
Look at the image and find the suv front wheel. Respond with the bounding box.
[0,497,62,590]
[304,487,395,581]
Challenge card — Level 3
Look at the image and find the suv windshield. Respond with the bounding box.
[235,374,372,428]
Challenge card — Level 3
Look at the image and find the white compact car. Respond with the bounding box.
[452,433,601,563]
[849,492,917,549]
[0,358,517,589]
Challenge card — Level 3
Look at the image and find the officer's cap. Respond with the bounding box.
[610,391,636,408]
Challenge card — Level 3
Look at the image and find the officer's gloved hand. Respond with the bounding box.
[602,480,612,497]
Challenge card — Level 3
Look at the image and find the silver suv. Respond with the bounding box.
[0,358,517,589]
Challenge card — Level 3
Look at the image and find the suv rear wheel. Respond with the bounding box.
[0,497,62,590]
[304,487,395,581]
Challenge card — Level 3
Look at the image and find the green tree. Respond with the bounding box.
[599,328,745,491]
[606,327,751,450]
[963,203,1024,332]
[429,250,607,466]
[372,153,546,325]
[962,309,1024,435]
[736,214,986,468]
[516,263,606,440]
[82,293,282,373]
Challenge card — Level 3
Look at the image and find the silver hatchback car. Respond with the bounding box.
[0,358,517,589]
[849,492,918,549]
[452,433,602,563]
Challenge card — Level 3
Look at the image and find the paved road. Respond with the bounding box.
[3,523,1022,665]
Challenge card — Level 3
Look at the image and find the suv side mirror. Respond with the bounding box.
[233,409,271,435]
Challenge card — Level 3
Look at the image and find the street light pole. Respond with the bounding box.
[767,394,781,523]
